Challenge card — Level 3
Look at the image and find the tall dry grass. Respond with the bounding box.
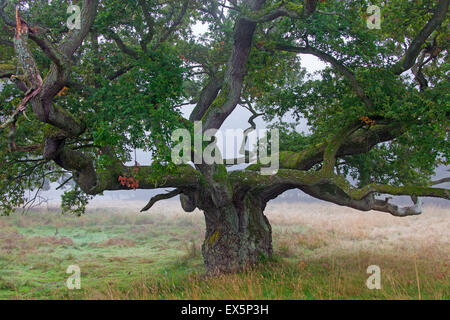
[79,201,449,300]
[1,200,448,299]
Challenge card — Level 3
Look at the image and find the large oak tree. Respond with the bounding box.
[0,0,449,274]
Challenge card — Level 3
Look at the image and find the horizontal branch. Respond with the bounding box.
[247,121,406,172]
[0,63,15,78]
[235,169,449,217]
[431,177,450,186]
[0,37,13,46]
[348,182,450,201]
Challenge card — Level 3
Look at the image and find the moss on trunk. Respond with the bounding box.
[201,193,272,275]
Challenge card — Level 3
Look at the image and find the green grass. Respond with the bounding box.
[0,204,448,300]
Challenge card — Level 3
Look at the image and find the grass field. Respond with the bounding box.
[0,200,448,300]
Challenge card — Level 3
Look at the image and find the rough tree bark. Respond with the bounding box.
[181,188,272,274]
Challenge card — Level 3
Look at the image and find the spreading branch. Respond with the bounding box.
[137,0,155,52]
[154,0,190,49]
[105,29,139,59]
[431,177,450,186]
[0,63,15,78]
[246,121,406,172]
[238,169,449,217]
[391,0,449,75]
[274,44,374,110]
[140,189,182,212]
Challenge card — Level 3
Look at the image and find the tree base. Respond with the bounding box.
[200,194,272,275]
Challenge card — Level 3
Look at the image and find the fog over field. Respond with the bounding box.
[0,201,448,299]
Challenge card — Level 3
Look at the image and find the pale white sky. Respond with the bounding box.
[169,22,327,162]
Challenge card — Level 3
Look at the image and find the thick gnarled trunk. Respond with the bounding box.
[200,194,272,275]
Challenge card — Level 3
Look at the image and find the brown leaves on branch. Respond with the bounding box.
[118,162,141,189]
[359,116,376,127]
[118,175,140,190]
[57,86,69,97]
